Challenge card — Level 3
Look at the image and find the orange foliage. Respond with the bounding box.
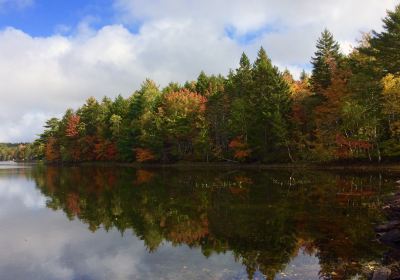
[291,103,306,124]
[66,193,81,216]
[229,137,247,149]
[65,115,80,137]
[167,216,209,244]
[290,78,311,124]
[234,176,253,185]
[164,89,207,113]
[335,134,372,158]
[313,65,349,135]
[95,140,118,161]
[229,187,249,199]
[45,137,61,162]
[315,70,348,124]
[229,136,251,160]
[135,169,155,185]
[69,143,82,162]
[79,136,98,161]
[136,148,156,162]
[45,167,58,194]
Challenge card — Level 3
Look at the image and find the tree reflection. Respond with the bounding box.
[31,166,393,279]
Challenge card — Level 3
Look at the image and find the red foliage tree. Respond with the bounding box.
[136,148,156,162]
[45,137,61,162]
[95,139,118,161]
[335,134,372,159]
[65,115,81,137]
[229,136,251,160]
[79,136,98,161]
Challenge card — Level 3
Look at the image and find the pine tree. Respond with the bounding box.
[233,52,253,98]
[311,29,341,93]
[300,70,309,82]
[228,52,253,145]
[368,4,400,74]
[250,47,291,161]
[196,71,209,95]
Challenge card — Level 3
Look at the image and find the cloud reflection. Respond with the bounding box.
[0,176,45,210]
[0,172,247,279]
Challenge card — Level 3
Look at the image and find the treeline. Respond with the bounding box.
[35,5,400,163]
[0,143,37,161]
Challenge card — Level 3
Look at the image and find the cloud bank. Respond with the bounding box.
[0,0,398,142]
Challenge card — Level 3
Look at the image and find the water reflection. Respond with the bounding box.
[0,166,396,279]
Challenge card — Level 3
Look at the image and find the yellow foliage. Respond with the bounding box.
[382,74,400,116]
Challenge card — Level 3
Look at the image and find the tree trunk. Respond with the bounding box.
[286,143,295,163]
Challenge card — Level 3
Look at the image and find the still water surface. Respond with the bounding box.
[0,162,397,279]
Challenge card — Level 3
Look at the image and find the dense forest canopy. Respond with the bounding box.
[22,5,400,164]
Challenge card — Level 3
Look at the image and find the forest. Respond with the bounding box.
[0,143,35,161]
[28,5,400,164]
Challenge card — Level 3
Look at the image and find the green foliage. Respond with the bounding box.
[32,5,400,163]
[0,143,42,161]
[368,4,400,75]
[311,29,341,92]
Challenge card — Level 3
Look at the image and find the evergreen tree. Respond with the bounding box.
[118,80,161,161]
[368,4,400,74]
[229,52,253,144]
[250,47,292,161]
[311,29,341,93]
[233,52,253,98]
[34,6,400,164]
[204,75,230,159]
[196,71,209,95]
[300,70,309,82]
[162,82,182,94]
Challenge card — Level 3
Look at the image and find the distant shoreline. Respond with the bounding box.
[28,160,400,173]
[6,159,400,173]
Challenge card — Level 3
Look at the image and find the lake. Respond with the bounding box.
[0,162,397,279]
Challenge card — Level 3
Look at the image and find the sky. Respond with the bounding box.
[0,0,398,142]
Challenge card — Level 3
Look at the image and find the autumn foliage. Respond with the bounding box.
[95,140,118,161]
[45,137,61,162]
[163,89,207,114]
[134,169,155,185]
[229,136,251,160]
[136,148,156,162]
[65,115,81,137]
[34,5,400,163]
[335,134,372,159]
[66,193,81,215]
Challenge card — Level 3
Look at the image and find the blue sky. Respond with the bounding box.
[0,0,398,142]
[0,0,282,42]
[0,0,117,36]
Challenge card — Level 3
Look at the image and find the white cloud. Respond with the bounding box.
[114,0,398,36]
[114,0,398,67]
[0,0,398,142]
[0,22,240,142]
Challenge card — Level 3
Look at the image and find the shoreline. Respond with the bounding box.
[6,159,400,174]
[41,160,400,173]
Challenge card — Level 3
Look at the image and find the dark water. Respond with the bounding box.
[0,162,398,280]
